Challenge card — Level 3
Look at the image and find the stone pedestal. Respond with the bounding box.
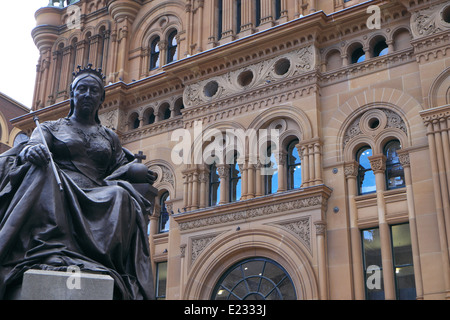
[20,269,114,300]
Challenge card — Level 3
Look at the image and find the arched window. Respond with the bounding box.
[167,31,178,64]
[286,140,301,190]
[211,257,297,300]
[150,37,161,70]
[158,191,170,233]
[357,146,376,195]
[263,146,278,195]
[384,140,405,190]
[13,133,29,146]
[351,46,366,64]
[229,154,242,202]
[209,162,221,206]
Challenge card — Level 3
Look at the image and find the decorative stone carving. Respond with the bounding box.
[98,109,119,130]
[411,3,450,39]
[191,234,217,263]
[150,164,175,188]
[277,217,311,249]
[178,194,327,231]
[183,45,315,107]
[343,108,407,148]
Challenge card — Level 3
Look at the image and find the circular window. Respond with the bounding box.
[368,117,380,130]
[211,257,297,300]
[237,70,254,87]
[443,5,450,24]
[204,81,219,98]
[274,58,291,75]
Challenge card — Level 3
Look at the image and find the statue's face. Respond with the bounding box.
[72,76,104,118]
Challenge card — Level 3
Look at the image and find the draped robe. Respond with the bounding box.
[0,118,154,300]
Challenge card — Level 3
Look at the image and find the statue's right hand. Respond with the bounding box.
[25,144,51,167]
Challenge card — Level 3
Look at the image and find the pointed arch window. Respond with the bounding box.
[287,140,301,190]
[167,31,178,64]
[150,37,161,70]
[158,191,170,233]
[229,154,242,202]
[209,162,221,206]
[357,146,376,195]
[384,140,405,190]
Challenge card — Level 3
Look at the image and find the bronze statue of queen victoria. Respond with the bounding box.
[0,65,156,300]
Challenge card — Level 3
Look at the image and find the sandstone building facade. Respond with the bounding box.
[12,0,450,299]
[0,92,29,153]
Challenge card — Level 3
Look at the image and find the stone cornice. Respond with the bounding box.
[173,185,332,232]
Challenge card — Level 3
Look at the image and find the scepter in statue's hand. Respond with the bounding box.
[32,115,63,192]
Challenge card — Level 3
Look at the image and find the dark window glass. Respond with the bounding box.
[209,162,220,206]
[287,140,301,190]
[351,47,365,63]
[391,223,416,300]
[384,140,405,190]
[150,37,160,70]
[155,262,167,300]
[229,155,242,202]
[211,257,296,300]
[236,0,242,33]
[167,31,178,63]
[217,0,223,40]
[357,146,376,195]
[362,228,385,300]
[158,192,170,233]
[255,0,261,27]
[275,0,281,20]
[263,146,278,195]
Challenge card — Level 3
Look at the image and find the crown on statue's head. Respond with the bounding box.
[72,64,105,82]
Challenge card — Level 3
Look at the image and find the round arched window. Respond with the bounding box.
[211,257,297,300]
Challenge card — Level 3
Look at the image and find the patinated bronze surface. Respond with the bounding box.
[0,65,157,300]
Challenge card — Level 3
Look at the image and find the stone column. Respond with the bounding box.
[191,171,199,210]
[255,160,263,197]
[344,161,365,299]
[196,0,204,52]
[221,0,234,40]
[369,154,396,300]
[315,221,328,300]
[422,115,450,298]
[199,170,208,208]
[277,151,287,192]
[260,0,274,28]
[397,149,424,299]
[239,163,248,200]
[247,162,255,199]
[217,164,229,204]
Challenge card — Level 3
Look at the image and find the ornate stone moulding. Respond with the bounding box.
[174,185,332,232]
[182,45,315,109]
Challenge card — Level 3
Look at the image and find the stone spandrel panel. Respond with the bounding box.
[183,45,315,108]
[410,2,450,39]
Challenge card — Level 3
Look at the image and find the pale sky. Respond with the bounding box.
[0,1,50,108]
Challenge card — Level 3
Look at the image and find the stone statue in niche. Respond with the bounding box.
[0,65,157,300]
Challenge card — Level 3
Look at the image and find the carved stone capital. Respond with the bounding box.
[397,149,410,168]
[314,221,327,236]
[344,161,359,178]
[368,154,386,173]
